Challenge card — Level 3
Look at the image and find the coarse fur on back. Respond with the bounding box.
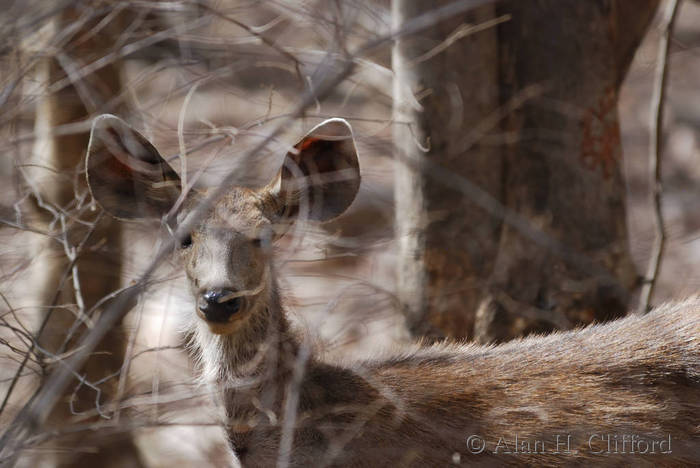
[87,114,700,467]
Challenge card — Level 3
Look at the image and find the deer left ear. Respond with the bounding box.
[263,118,360,226]
[86,114,181,221]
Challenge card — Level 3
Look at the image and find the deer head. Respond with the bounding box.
[86,115,360,336]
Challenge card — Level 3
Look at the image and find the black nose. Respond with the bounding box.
[198,289,241,322]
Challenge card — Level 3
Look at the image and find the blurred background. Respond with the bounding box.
[0,0,698,466]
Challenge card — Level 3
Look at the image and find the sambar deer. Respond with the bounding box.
[86,114,699,467]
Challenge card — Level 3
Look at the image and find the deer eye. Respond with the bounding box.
[180,234,193,249]
[251,228,272,248]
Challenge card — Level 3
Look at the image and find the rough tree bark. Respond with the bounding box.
[474,0,658,342]
[24,5,144,467]
[393,1,502,339]
[393,1,659,342]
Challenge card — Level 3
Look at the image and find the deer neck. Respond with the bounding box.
[191,271,299,387]
[195,276,303,445]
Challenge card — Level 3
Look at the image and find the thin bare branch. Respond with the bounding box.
[639,0,681,313]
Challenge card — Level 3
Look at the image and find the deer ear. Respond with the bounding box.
[263,118,360,227]
[86,114,181,220]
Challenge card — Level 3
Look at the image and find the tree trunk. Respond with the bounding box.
[393,0,658,342]
[474,0,657,343]
[25,5,144,467]
[393,0,502,339]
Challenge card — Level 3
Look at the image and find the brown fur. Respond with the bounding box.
[197,273,699,467]
[87,115,700,467]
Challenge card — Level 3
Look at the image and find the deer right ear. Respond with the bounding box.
[261,118,360,235]
[86,114,181,220]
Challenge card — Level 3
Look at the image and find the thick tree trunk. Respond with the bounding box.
[474,0,658,343]
[393,1,658,342]
[393,0,502,339]
[25,6,144,467]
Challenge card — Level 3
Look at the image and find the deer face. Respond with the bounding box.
[176,187,272,335]
[86,115,360,335]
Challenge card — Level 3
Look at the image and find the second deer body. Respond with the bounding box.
[87,115,699,466]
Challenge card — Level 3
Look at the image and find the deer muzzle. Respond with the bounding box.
[198,288,242,323]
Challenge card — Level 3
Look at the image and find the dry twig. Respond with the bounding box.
[639,0,681,313]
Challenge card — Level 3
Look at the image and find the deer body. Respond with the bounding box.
[202,273,700,467]
[86,115,700,466]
